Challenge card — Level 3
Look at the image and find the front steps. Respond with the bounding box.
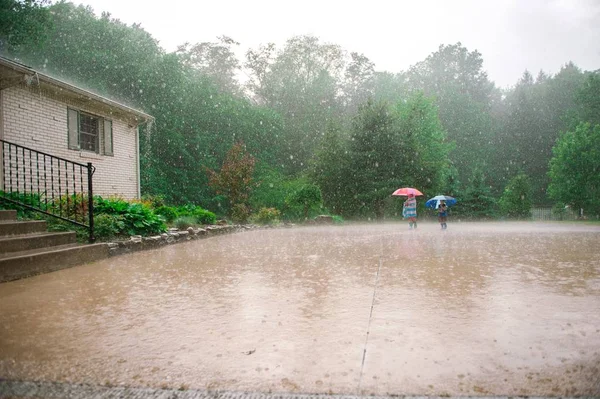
[0,210,108,282]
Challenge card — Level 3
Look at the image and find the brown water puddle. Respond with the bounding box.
[0,222,599,395]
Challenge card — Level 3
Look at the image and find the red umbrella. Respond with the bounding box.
[392,187,423,196]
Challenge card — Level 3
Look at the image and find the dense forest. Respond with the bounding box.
[2,0,599,221]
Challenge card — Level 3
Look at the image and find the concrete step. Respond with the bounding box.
[0,242,109,282]
[0,220,47,237]
[0,231,77,254]
[0,210,17,221]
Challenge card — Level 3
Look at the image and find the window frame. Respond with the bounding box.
[67,108,114,156]
[78,111,101,154]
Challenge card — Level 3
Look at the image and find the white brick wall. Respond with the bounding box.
[1,85,139,199]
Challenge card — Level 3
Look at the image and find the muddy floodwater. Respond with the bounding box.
[1,222,599,396]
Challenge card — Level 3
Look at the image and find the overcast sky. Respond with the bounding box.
[78,0,600,88]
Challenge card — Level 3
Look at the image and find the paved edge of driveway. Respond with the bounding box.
[0,380,584,399]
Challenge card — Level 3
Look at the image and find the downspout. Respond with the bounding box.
[136,125,141,199]
[0,88,4,141]
[34,72,41,99]
[135,116,154,199]
[0,89,4,189]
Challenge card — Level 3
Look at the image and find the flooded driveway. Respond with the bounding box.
[0,222,599,396]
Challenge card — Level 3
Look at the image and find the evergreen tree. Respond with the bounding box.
[499,173,533,218]
[548,123,600,217]
[457,168,497,219]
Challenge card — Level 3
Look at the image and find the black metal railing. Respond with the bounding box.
[0,139,95,242]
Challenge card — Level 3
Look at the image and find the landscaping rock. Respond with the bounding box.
[106,223,290,258]
[314,215,334,224]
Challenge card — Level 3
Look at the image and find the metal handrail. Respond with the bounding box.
[0,139,95,242]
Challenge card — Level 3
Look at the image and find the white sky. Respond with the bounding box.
[77,0,600,88]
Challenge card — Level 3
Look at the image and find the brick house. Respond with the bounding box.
[0,56,153,199]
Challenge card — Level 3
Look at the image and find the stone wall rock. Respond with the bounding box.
[107,224,263,257]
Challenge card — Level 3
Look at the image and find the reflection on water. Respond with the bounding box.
[0,222,599,395]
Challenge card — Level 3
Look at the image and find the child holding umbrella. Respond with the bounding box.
[402,193,418,229]
[438,200,448,230]
[425,195,456,230]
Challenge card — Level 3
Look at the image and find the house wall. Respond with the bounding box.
[1,85,140,199]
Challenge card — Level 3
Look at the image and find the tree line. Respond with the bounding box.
[2,0,599,220]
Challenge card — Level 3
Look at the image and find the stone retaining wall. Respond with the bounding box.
[106,224,288,257]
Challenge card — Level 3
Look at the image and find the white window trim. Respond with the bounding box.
[67,108,114,156]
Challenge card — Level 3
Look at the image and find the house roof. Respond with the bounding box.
[0,56,154,124]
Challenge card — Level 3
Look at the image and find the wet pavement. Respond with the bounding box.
[0,222,599,396]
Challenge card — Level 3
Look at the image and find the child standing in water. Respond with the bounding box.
[403,194,418,229]
[438,200,448,230]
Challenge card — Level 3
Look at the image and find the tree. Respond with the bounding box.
[244,35,345,172]
[0,0,51,53]
[370,71,408,105]
[457,168,497,219]
[342,52,375,114]
[407,43,495,105]
[344,94,449,219]
[310,122,353,215]
[286,184,323,219]
[6,1,286,207]
[406,43,500,185]
[576,71,600,126]
[548,123,600,217]
[206,142,256,217]
[176,35,241,94]
[493,64,586,203]
[347,100,404,218]
[499,173,533,218]
[394,92,450,193]
[441,164,461,197]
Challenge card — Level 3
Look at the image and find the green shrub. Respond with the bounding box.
[121,203,166,236]
[94,213,125,240]
[1,191,45,219]
[499,173,533,219]
[1,192,93,231]
[176,205,216,225]
[94,196,129,214]
[140,194,166,208]
[44,194,91,223]
[193,207,216,225]
[154,205,178,223]
[2,193,166,240]
[453,169,498,219]
[45,218,88,242]
[174,216,197,230]
[94,197,166,236]
[251,207,281,225]
[286,184,323,219]
[249,169,313,221]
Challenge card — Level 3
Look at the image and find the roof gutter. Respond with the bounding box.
[0,57,154,124]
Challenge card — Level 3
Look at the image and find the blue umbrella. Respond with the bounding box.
[425,195,457,209]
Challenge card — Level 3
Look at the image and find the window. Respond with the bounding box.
[67,108,113,155]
